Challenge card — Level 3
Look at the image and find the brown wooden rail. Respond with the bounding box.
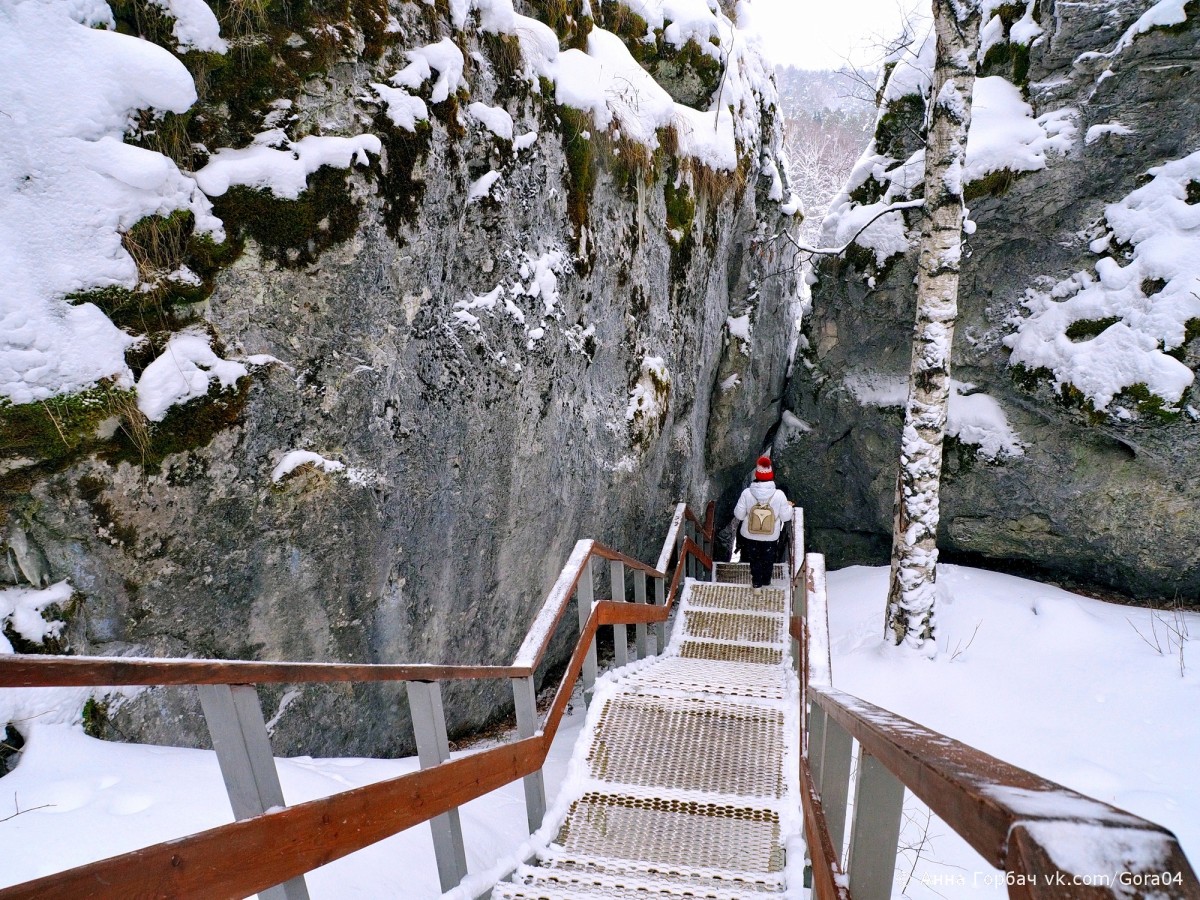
[801,751,852,900]
[0,511,714,899]
[0,657,524,688]
[0,540,680,690]
[792,547,1200,900]
[812,685,1200,896]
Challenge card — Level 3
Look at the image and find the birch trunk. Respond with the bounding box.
[885,1,982,652]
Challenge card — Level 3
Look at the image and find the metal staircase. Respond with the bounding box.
[494,564,802,899]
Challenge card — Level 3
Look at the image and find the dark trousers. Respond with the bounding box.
[740,535,778,588]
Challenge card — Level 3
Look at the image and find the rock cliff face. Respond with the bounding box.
[0,0,798,755]
[778,0,1200,600]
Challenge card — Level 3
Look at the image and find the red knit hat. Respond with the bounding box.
[754,455,773,481]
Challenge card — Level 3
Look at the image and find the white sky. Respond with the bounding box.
[749,0,929,71]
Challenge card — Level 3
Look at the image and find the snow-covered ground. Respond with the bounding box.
[1,565,1196,897]
[828,564,1200,897]
[0,693,586,896]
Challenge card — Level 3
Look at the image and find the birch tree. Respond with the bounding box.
[885,0,982,652]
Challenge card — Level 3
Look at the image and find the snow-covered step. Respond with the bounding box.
[620,657,787,700]
[530,848,785,893]
[494,880,757,899]
[496,861,781,898]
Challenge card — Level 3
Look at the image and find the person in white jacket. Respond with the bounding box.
[733,455,794,591]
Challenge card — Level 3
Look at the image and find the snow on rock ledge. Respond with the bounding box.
[136,332,248,422]
[1006,149,1200,412]
[0,581,71,654]
[0,0,220,405]
[195,133,381,200]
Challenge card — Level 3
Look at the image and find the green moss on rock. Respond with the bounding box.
[0,383,133,465]
[106,377,251,469]
[1065,316,1121,341]
[664,168,696,280]
[876,94,925,160]
[376,118,432,240]
[557,107,598,242]
[530,0,592,50]
[964,167,1018,203]
[1117,383,1183,422]
[980,40,1031,88]
[211,166,363,267]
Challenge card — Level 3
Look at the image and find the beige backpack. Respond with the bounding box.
[747,498,776,535]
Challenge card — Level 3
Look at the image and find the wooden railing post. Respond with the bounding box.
[198,684,310,900]
[846,748,905,900]
[678,521,690,581]
[406,680,468,892]
[577,556,598,704]
[633,569,648,659]
[609,559,628,668]
[817,714,853,859]
[654,574,666,655]
[511,675,547,834]
[702,502,714,570]
[808,703,827,780]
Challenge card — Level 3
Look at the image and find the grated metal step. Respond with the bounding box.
[620,657,787,700]
[496,861,781,898]
[713,562,787,585]
[686,583,787,614]
[680,642,783,666]
[587,693,784,796]
[491,575,799,898]
[681,609,786,646]
[554,792,784,874]
[529,849,785,893]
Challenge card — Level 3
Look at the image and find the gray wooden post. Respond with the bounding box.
[609,559,628,668]
[808,703,827,778]
[654,575,667,654]
[847,748,905,900]
[511,676,547,833]
[818,715,854,859]
[633,569,648,660]
[198,684,310,900]
[578,556,598,704]
[406,680,468,892]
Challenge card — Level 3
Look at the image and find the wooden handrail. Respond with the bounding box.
[794,551,1200,900]
[0,524,701,691]
[811,685,1200,892]
[512,538,669,671]
[0,657,524,688]
[800,755,851,900]
[0,508,716,899]
[654,500,714,573]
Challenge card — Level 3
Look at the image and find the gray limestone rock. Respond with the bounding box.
[779,0,1200,600]
[0,6,798,756]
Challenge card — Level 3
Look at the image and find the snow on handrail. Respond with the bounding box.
[805,553,832,687]
[654,502,688,574]
[512,538,595,669]
[790,507,805,585]
[809,684,1200,892]
[511,505,709,671]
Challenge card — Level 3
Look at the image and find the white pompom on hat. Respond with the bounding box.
[754,455,773,481]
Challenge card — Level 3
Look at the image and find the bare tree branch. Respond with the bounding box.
[784,198,924,257]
